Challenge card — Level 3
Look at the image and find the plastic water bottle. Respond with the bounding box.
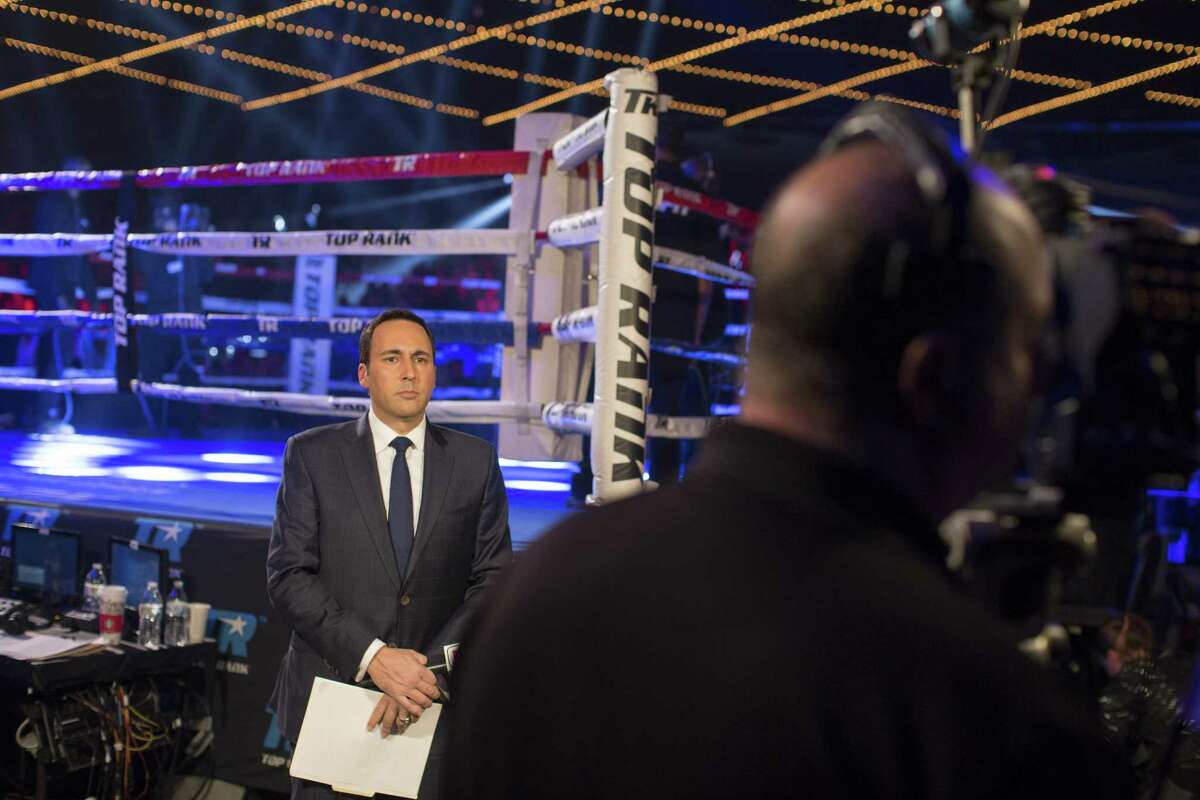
[137,582,163,648]
[82,563,106,613]
[165,580,191,647]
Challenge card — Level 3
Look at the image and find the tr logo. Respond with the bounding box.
[262,706,294,753]
[208,609,258,658]
[624,88,658,115]
[3,506,60,543]
[134,518,194,563]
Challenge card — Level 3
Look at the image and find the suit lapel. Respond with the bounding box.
[404,424,455,585]
[341,414,401,590]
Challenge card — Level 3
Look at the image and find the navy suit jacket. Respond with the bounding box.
[266,414,511,745]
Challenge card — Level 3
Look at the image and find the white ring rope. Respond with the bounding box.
[653,246,756,287]
[543,211,754,287]
[129,229,531,257]
[541,400,593,435]
[0,232,754,291]
[0,310,108,330]
[0,229,754,286]
[541,402,715,440]
[0,376,537,421]
[545,208,602,249]
[134,382,542,423]
[0,234,114,256]
[552,110,608,173]
[549,305,598,344]
[0,376,709,439]
[0,377,117,393]
[646,414,716,440]
[0,309,510,332]
[0,230,530,257]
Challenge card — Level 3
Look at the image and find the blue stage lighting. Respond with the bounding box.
[204,472,277,484]
[200,453,277,466]
[503,480,572,493]
[115,466,202,482]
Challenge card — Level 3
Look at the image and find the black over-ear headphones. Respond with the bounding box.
[812,101,1008,414]
[817,101,977,308]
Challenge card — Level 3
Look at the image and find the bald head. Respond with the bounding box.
[747,140,1047,431]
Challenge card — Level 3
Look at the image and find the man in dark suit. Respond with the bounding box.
[442,105,1132,798]
[267,308,511,799]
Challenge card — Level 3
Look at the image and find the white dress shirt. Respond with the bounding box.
[356,409,427,681]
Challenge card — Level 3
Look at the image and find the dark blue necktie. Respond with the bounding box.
[388,436,415,579]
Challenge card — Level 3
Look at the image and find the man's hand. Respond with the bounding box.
[366,647,440,719]
[366,694,409,739]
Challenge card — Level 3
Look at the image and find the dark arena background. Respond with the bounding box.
[0,0,1199,798]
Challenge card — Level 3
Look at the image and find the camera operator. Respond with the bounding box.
[442,104,1131,799]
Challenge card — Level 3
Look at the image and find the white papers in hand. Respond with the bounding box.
[290,677,441,799]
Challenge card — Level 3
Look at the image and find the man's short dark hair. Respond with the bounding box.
[358,309,436,365]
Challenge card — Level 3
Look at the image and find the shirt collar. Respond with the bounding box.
[368,408,427,456]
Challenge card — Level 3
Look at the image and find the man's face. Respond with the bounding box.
[357,319,436,430]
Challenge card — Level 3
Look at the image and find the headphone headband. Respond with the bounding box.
[819,101,972,266]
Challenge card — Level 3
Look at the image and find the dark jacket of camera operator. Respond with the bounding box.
[442,106,1132,800]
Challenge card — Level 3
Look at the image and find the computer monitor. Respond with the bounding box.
[108,538,167,607]
[10,524,82,606]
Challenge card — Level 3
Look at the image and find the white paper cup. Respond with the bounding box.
[187,602,210,644]
[99,585,128,644]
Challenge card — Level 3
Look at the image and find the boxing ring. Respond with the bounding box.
[0,68,757,791]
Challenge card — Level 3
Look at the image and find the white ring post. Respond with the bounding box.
[591,68,659,504]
